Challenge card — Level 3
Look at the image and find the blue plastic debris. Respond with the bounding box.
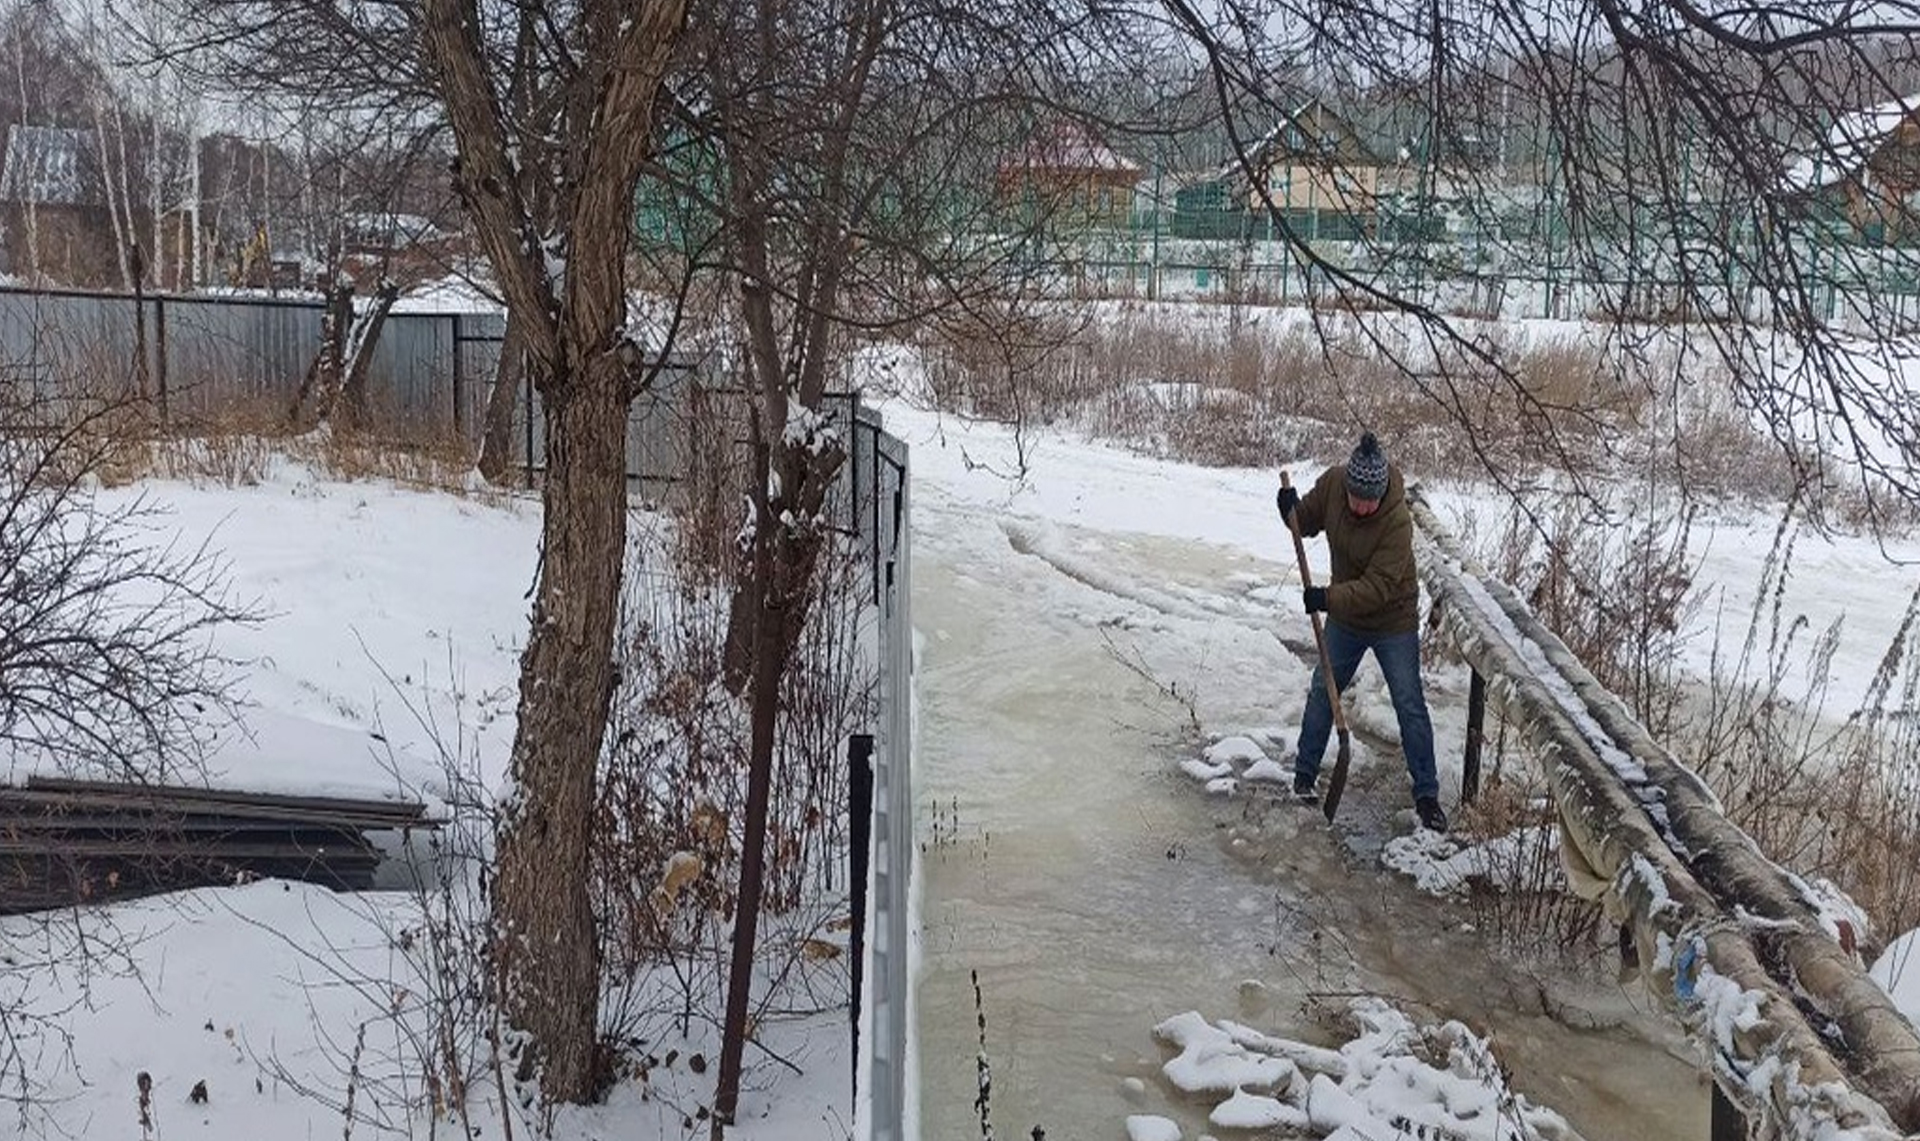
[1675,940,1699,1002]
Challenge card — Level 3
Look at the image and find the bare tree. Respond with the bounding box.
[286,276,401,433]
[476,305,526,483]
[1158,0,1920,526]
[153,0,689,1103]
[423,0,687,1101]
[666,0,1166,1122]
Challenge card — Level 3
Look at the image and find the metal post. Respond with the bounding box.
[1464,668,1486,802]
[1308,169,1319,243]
[1149,163,1162,301]
[450,313,464,434]
[848,732,875,1099]
[1709,1083,1743,1141]
[153,297,169,423]
[867,423,882,605]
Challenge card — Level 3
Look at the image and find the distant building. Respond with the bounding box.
[1783,94,1920,245]
[332,211,463,288]
[0,124,86,205]
[1235,100,1388,241]
[996,121,1142,230]
[0,124,120,284]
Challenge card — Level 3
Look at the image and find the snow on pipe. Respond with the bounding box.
[1402,486,1916,1139]
[1406,487,1920,1132]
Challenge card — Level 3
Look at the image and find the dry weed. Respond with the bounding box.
[1454,773,1607,963]
[1683,566,1920,946]
[67,389,499,500]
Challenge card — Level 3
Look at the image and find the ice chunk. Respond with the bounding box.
[1125,1115,1181,1141]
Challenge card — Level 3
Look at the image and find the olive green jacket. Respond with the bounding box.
[1294,463,1420,635]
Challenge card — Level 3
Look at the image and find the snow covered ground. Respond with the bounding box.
[9,459,849,1141]
[9,339,1920,1140]
[883,393,1920,1141]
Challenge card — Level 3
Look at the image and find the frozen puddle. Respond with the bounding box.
[913,492,1707,1140]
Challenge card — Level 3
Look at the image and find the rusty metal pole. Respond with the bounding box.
[1464,668,1486,802]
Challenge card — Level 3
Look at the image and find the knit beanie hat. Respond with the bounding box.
[1345,431,1389,500]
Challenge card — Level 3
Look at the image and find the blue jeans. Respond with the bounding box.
[1295,621,1439,802]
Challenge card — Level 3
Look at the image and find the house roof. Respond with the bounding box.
[1227,99,1386,178]
[1783,93,1920,193]
[999,122,1141,177]
[341,212,448,244]
[0,125,89,206]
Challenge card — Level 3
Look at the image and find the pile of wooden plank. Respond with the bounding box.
[0,776,439,913]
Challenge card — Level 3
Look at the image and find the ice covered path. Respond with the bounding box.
[902,434,1710,1141]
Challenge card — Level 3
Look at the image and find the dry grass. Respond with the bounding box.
[72,392,498,501]
[1447,492,1920,955]
[1452,775,1608,965]
[1296,331,1676,491]
[930,303,1907,537]
[929,306,1708,489]
[1678,562,1920,945]
[1706,708,1920,943]
[1461,494,1697,738]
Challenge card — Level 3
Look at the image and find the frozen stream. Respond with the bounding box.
[910,479,1710,1141]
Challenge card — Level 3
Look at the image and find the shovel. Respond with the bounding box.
[1281,471,1350,823]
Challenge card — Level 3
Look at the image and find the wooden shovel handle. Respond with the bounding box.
[1282,471,1347,732]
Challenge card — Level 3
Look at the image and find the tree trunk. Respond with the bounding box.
[771,448,843,662]
[149,74,165,292]
[131,248,151,400]
[720,441,843,694]
[415,0,685,1105]
[91,104,134,293]
[289,283,354,428]
[713,408,845,1126]
[333,279,401,432]
[721,567,758,694]
[492,351,630,1104]
[477,309,527,484]
[714,433,781,1134]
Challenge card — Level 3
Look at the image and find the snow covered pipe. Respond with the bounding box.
[1404,485,1920,1138]
[1408,489,1920,1131]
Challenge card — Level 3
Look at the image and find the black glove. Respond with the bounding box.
[1275,485,1300,522]
[1302,586,1328,614]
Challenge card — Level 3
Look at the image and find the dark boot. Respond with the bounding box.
[1415,796,1449,833]
[1292,771,1319,805]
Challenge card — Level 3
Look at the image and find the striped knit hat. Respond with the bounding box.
[1345,431,1389,500]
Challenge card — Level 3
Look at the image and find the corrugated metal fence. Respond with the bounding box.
[0,283,710,482]
[0,284,480,419]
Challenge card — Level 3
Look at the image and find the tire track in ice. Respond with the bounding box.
[997,513,1425,766]
[999,515,1296,632]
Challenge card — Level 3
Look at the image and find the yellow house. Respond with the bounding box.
[1239,100,1385,238]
